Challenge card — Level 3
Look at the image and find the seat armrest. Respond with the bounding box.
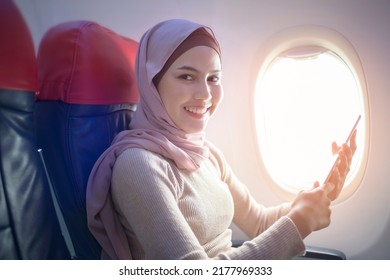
[298,245,346,260]
[232,240,346,260]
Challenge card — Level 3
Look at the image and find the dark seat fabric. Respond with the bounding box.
[0,0,70,259]
[35,21,139,259]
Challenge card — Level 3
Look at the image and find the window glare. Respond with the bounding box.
[255,51,364,193]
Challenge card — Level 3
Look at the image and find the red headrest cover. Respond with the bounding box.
[37,21,139,104]
[0,0,38,92]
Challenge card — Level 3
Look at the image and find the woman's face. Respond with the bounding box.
[157,46,223,134]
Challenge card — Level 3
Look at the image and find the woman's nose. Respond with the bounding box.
[195,80,212,100]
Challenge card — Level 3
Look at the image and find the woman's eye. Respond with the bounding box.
[179,74,193,81]
[208,76,220,83]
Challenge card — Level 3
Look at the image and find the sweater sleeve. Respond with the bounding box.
[111,147,305,259]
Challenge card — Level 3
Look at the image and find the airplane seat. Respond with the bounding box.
[0,0,70,259]
[35,20,139,259]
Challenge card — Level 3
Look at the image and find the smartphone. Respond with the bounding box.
[323,114,361,184]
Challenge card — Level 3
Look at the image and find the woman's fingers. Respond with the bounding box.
[326,129,358,201]
[321,182,335,196]
[332,141,340,155]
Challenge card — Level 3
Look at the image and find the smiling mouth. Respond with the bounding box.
[184,105,212,119]
[184,106,209,114]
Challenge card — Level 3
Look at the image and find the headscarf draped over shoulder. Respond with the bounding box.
[86,19,221,259]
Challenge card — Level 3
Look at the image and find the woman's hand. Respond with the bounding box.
[327,129,357,200]
[287,181,334,239]
[287,130,358,239]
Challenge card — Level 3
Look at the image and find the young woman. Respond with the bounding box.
[86,19,356,260]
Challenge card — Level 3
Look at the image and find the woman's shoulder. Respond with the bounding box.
[118,147,161,159]
[112,147,184,198]
[114,147,170,173]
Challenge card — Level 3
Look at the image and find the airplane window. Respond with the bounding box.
[254,46,367,201]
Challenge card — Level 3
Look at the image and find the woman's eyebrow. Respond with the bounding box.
[177,65,221,73]
[177,66,199,72]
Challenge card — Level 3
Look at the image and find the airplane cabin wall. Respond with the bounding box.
[14,0,390,259]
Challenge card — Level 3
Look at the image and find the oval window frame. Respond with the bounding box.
[252,25,370,203]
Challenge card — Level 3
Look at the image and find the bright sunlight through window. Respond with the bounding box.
[255,49,365,196]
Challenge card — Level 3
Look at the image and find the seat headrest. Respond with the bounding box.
[37,21,139,105]
[0,0,38,92]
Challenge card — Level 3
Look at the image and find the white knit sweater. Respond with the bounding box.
[110,144,305,259]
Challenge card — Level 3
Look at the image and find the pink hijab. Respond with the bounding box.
[86,19,221,259]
